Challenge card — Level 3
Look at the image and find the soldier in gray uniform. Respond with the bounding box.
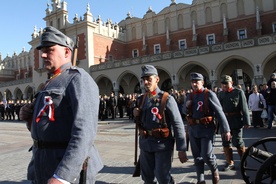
[218,75,250,171]
[19,26,103,184]
[133,65,188,184]
[185,72,231,184]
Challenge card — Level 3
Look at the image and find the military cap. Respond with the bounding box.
[190,72,204,81]
[221,75,233,83]
[141,65,158,78]
[36,26,74,51]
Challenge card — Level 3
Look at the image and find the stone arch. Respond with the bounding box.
[177,61,210,90]
[4,89,13,102]
[13,87,23,102]
[95,74,113,96]
[150,66,171,92]
[117,70,140,95]
[262,51,276,82]
[216,55,254,88]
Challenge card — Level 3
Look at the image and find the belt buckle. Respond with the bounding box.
[195,120,200,124]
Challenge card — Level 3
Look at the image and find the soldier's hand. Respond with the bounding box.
[186,100,192,109]
[243,125,250,129]
[133,108,140,117]
[223,132,231,141]
[178,151,188,163]
[19,103,34,131]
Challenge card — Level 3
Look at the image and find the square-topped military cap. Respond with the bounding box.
[190,72,204,81]
[141,65,158,78]
[36,26,74,51]
[221,75,233,83]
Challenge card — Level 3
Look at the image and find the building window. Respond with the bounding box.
[237,29,247,40]
[179,39,187,50]
[132,49,139,58]
[154,44,161,54]
[272,23,276,33]
[206,34,215,45]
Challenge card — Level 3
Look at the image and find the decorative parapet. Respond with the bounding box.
[212,44,223,52]
[199,46,209,54]
[258,36,272,45]
[90,34,276,72]
[162,52,171,60]
[150,54,162,62]
[173,51,183,58]
[224,41,241,50]
[184,48,198,56]
[242,39,254,47]
[0,77,32,87]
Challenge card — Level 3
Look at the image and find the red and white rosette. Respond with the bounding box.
[151,107,158,121]
[197,101,203,111]
[36,96,55,123]
[151,107,162,121]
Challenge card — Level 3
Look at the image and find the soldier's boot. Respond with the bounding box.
[212,169,220,184]
[223,147,235,171]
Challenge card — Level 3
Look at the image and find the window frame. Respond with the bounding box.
[237,29,247,40]
[206,34,215,45]
[154,44,161,54]
[178,39,187,50]
[132,49,139,58]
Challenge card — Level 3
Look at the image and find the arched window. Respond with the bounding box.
[220,3,228,20]
[255,0,263,11]
[132,27,136,40]
[165,17,170,31]
[153,21,158,35]
[205,7,212,23]
[142,23,147,37]
[178,14,183,29]
[237,0,245,16]
[191,11,197,24]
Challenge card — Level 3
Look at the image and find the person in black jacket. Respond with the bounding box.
[266,80,276,129]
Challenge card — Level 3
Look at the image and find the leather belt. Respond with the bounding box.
[224,112,241,116]
[33,139,68,149]
[187,116,213,126]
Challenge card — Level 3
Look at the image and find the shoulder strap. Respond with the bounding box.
[160,92,169,114]
[139,93,147,110]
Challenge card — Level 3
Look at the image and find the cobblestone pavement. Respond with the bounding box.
[0,118,275,184]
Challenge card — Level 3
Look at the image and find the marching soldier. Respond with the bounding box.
[19,26,103,184]
[218,75,250,171]
[185,72,231,184]
[133,65,188,184]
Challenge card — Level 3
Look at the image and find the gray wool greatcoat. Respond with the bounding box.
[28,62,103,184]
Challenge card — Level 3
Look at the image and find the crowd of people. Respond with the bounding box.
[99,73,276,130]
[0,102,26,121]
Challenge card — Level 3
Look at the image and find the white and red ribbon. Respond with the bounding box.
[36,96,55,123]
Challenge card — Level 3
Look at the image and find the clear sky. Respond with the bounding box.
[0,0,192,59]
